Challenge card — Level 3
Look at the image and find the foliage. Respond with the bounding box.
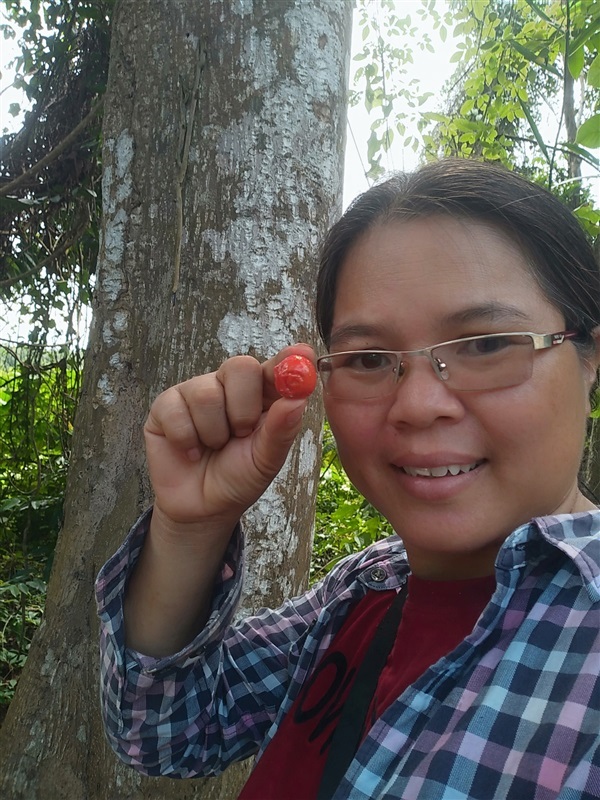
[0,575,46,719]
[0,0,111,343]
[0,340,83,714]
[424,1,599,183]
[311,425,393,584]
[0,0,107,715]
[353,0,599,236]
[350,0,444,180]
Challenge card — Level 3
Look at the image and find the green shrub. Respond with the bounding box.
[0,574,47,720]
[0,342,82,715]
[312,424,393,583]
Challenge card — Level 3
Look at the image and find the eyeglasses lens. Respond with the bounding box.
[434,335,534,391]
[319,335,535,399]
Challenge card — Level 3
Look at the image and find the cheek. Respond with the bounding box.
[325,400,384,457]
[474,369,588,469]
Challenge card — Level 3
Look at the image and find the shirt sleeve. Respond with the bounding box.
[95,509,330,778]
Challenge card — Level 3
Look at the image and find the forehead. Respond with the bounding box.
[331,216,558,344]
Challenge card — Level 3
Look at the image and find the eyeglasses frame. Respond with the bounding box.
[316,330,579,396]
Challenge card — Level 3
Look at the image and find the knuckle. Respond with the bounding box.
[219,355,261,381]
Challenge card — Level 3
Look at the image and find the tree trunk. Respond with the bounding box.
[0,1,352,797]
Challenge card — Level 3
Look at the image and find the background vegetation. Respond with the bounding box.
[1,0,598,719]
[0,341,82,715]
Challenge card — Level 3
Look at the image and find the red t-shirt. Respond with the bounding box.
[239,573,496,800]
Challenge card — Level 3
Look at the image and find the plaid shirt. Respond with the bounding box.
[96,510,600,799]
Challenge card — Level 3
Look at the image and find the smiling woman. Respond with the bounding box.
[96,159,600,800]
[321,213,596,579]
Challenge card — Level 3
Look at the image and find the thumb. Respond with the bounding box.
[251,397,308,478]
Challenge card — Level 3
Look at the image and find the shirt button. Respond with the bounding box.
[369,567,387,582]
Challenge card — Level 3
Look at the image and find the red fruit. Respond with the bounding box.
[274,355,317,399]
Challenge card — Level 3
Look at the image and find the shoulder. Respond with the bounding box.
[499,511,600,602]
[535,511,600,599]
[317,535,409,600]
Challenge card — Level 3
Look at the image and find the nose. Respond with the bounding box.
[386,355,465,429]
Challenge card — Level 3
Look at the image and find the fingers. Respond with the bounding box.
[215,356,264,438]
[146,356,264,455]
[144,345,319,462]
[144,385,211,460]
[251,395,309,478]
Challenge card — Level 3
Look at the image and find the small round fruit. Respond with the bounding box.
[274,355,317,399]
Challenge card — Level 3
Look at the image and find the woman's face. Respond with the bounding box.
[324,216,598,579]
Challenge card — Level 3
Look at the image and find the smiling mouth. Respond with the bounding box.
[401,461,483,478]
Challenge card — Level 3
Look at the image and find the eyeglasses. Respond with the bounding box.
[317,331,578,399]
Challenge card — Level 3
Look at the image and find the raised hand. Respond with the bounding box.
[143,343,317,530]
[125,344,318,656]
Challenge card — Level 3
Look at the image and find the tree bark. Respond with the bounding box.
[0,1,352,797]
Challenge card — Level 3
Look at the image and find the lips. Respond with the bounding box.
[400,461,483,478]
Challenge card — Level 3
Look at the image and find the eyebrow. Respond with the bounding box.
[328,303,531,348]
[328,325,383,349]
[444,302,531,326]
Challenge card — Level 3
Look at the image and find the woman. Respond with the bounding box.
[97,159,600,799]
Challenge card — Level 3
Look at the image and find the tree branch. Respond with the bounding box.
[0,95,104,198]
[0,212,90,289]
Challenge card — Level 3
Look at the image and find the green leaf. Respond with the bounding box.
[569,17,600,56]
[576,115,600,149]
[563,142,600,169]
[568,46,585,80]
[509,40,562,78]
[518,97,550,162]
[425,112,448,123]
[588,54,600,89]
[573,204,600,225]
[460,98,475,115]
[367,130,380,163]
[381,128,394,150]
[522,0,558,27]
[472,1,485,22]
[453,118,479,133]
[0,195,33,212]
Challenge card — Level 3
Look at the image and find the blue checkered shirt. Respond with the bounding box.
[96,511,600,798]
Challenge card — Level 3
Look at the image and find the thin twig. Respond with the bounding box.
[0,212,90,288]
[0,95,104,198]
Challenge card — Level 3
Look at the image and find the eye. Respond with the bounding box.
[457,335,515,356]
[341,351,394,372]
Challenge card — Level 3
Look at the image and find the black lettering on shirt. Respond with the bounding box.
[293,651,357,755]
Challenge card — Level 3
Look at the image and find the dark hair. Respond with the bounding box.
[316,159,600,354]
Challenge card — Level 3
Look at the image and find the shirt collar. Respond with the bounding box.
[497,511,600,601]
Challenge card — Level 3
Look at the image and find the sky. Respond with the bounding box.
[343,2,455,205]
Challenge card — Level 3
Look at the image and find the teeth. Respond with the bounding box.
[402,462,479,478]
